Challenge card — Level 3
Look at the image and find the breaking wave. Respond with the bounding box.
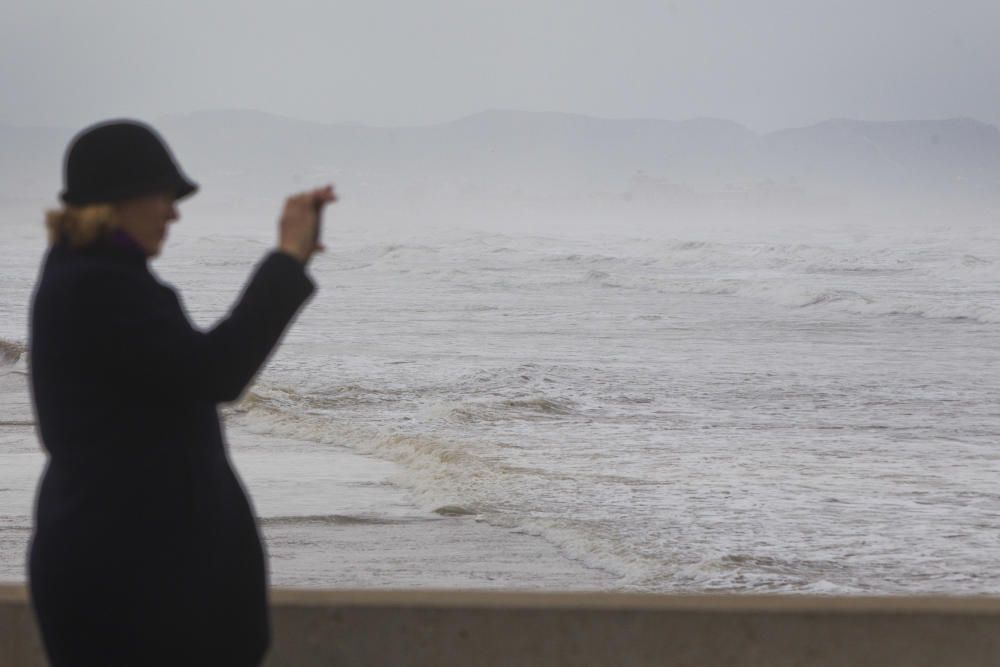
[701,282,1000,323]
[229,390,495,509]
[227,384,641,581]
[259,514,418,526]
[424,396,577,424]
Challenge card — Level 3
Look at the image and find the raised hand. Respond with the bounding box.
[277,184,337,264]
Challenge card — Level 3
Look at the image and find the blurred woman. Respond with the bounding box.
[28,119,335,666]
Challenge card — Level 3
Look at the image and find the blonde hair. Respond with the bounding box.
[45,204,120,247]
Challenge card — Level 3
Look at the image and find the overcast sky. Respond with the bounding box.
[3,0,999,131]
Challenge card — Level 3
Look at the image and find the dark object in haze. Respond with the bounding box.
[29,238,314,665]
[60,120,198,205]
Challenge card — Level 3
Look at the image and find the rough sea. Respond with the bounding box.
[2,206,999,594]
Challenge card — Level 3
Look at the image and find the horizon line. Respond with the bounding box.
[1,108,996,135]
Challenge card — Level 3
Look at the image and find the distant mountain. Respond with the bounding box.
[763,118,1000,194]
[3,110,999,219]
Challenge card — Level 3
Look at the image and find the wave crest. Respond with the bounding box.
[425,395,577,424]
[259,514,417,526]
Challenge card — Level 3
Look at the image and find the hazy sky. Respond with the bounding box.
[3,0,999,131]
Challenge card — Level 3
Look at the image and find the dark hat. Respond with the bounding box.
[60,119,198,206]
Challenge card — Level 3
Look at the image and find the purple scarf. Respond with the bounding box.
[107,229,147,258]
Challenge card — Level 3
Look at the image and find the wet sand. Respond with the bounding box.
[234,436,618,590]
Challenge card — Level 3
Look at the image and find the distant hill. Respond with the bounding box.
[3,110,999,221]
[764,118,1000,194]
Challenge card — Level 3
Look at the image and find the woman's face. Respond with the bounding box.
[114,193,179,257]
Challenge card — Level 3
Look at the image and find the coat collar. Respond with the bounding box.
[51,232,149,267]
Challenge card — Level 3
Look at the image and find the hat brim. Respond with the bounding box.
[60,177,199,206]
[174,177,198,202]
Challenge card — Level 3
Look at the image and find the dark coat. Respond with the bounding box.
[28,238,314,666]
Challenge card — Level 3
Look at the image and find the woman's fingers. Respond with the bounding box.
[278,184,337,264]
[311,185,337,206]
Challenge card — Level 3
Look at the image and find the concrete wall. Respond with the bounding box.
[3,584,1000,666]
[0,586,44,666]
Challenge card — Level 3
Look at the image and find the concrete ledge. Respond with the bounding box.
[3,584,1000,666]
[0,586,43,667]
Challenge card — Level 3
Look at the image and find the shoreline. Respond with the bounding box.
[231,433,619,590]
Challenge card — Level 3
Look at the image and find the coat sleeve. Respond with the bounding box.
[81,251,316,403]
